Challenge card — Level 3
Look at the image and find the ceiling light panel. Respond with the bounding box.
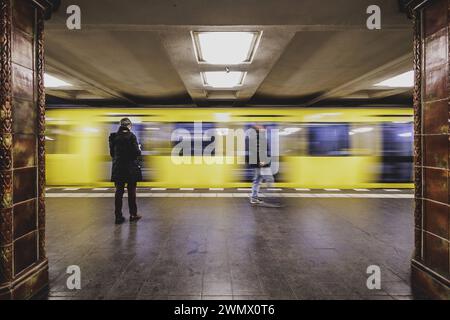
[44,73,72,88]
[374,71,414,88]
[202,71,246,88]
[193,31,261,65]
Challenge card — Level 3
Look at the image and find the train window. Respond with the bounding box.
[349,124,380,156]
[139,123,173,156]
[278,124,307,155]
[172,122,216,156]
[380,122,413,182]
[45,125,76,154]
[308,123,350,156]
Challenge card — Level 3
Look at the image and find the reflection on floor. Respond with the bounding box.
[44,196,414,300]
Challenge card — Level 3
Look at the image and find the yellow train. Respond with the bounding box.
[45,107,414,189]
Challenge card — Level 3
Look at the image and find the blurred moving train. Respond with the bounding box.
[45,107,413,188]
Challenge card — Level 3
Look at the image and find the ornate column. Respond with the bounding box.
[0,0,58,300]
[405,0,450,299]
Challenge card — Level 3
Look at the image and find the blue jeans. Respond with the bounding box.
[251,168,274,199]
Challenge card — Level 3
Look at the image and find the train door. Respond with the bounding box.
[380,122,413,182]
[158,122,238,187]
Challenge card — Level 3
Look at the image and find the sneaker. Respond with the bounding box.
[250,198,263,205]
[129,215,142,222]
[115,216,126,225]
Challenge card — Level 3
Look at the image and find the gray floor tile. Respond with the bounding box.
[43,197,415,300]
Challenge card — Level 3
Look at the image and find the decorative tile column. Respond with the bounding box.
[406,0,450,299]
[0,0,58,300]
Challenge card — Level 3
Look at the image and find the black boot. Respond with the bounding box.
[115,216,126,225]
[129,215,142,222]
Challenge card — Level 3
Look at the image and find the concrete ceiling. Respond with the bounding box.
[45,0,413,108]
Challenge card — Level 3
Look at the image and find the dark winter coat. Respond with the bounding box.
[109,127,143,182]
[247,128,271,169]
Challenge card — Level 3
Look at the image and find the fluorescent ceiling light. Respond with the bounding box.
[193,31,260,64]
[374,71,414,88]
[279,128,301,136]
[284,128,301,134]
[352,127,373,133]
[214,113,231,122]
[202,71,245,88]
[349,127,374,136]
[44,73,72,88]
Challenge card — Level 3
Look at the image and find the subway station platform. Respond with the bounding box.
[45,187,414,198]
[43,189,414,300]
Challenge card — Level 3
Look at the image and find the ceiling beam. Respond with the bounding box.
[367,87,411,98]
[233,29,296,107]
[45,24,411,32]
[159,27,296,107]
[48,0,410,27]
[46,57,139,106]
[304,53,412,106]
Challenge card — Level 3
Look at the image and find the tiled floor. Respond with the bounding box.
[43,195,415,300]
